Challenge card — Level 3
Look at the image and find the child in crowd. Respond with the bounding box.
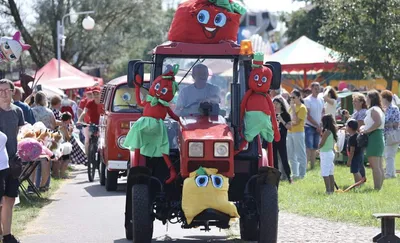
[346,119,366,183]
[58,112,74,179]
[318,114,337,194]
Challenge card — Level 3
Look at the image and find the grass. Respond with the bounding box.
[12,178,64,235]
[278,152,400,228]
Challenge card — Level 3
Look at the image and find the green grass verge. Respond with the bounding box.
[279,152,400,228]
[13,178,64,235]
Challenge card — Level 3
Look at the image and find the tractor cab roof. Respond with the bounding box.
[153,41,241,56]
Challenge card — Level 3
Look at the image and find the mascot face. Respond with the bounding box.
[248,67,273,93]
[0,31,30,63]
[196,4,230,39]
[148,74,176,102]
[168,0,245,44]
[181,167,239,224]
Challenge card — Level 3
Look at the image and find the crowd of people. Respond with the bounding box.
[0,73,399,241]
[0,79,103,243]
[270,82,400,193]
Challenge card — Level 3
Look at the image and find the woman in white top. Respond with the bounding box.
[323,86,338,121]
[0,131,8,171]
[360,90,385,190]
[31,92,58,130]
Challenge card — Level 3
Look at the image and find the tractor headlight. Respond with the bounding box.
[117,135,126,149]
[188,142,204,157]
[214,142,229,157]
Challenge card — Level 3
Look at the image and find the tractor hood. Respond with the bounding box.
[180,115,233,141]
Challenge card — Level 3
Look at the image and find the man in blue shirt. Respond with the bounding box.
[12,87,35,125]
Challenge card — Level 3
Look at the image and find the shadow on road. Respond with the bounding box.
[83,184,127,197]
[113,236,242,243]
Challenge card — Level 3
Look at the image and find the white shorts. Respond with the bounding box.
[320,151,335,177]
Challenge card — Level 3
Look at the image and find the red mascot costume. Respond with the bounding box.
[123,65,181,184]
[168,0,246,44]
[235,52,280,165]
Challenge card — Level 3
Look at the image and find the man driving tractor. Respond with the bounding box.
[175,64,221,115]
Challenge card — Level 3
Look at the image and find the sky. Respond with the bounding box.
[2,0,305,33]
[17,0,305,23]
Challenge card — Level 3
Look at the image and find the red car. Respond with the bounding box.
[98,74,149,191]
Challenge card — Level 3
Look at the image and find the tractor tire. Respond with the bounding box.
[239,215,259,241]
[131,184,153,243]
[258,184,278,243]
[105,170,118,191]
[125,226,133,240]
[99,156,106,186]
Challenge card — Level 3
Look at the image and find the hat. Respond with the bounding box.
[91,86,101,93]
[85,87,93,93]
[209,0,246,15]
[252,52,264,68]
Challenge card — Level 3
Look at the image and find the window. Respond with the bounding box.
[111,84,147,113]
[249,15,257,26]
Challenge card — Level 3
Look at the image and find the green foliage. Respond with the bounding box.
[1,0,173,79]
[282,5,324,43]
[279,154,400,228]
[318,0,400,90]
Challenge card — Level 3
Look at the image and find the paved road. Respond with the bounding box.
[21,166,388,243]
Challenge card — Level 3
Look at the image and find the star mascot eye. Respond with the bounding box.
[211,175,223,189]
[195,175,209,187]
[154,83,161,90]
[161,87,168,95]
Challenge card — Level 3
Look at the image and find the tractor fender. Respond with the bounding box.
[257,166,281,188]
[127,166,152,187]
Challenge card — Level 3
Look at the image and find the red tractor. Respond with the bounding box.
[124,40,282,243]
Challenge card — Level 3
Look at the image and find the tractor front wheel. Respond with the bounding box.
[131,184,153,243]
[258,184,278,243]
[239,215,259,241]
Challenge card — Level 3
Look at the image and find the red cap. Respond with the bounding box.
[85,87,93,93]
[92,86,101,93]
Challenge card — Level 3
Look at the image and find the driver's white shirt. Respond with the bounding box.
[175,83,220,115]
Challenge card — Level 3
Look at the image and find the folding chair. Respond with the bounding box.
[18,156,48,202]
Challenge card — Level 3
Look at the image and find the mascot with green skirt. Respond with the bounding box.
[234,52,280,165]
[123,65,181,184]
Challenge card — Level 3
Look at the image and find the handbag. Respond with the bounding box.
[357,133,368,148]
[386,129,400,146]
[9,154,23,179]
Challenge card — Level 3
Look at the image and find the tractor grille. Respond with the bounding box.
[188,160,230,173]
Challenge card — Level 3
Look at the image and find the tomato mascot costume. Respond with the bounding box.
[123,65,181,184]
[168,0,246,44]
[235,52,281,165]
[0,31,31,64]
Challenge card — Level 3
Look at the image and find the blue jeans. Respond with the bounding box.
[35,162,51,188]
[305,126,320,150]
[287,132,307,178]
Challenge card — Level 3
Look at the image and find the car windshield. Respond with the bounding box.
[163,58,234,118]
[112,84,147,113]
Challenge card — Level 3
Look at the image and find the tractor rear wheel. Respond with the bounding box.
[131,184,153,243]
[258,184,278,243]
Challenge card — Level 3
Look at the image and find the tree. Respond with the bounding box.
[0,0,169,73]
[281,4,324,43]
[318,0,400,90]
